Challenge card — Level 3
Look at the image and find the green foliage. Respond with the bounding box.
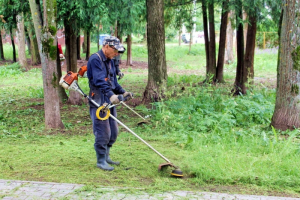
[256,32,279,48]
[0,63,23,76]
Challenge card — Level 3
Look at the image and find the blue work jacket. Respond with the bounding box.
[87,50,125,107]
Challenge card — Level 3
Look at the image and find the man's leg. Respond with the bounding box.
[90,107,114,171]
[106,107,120,165]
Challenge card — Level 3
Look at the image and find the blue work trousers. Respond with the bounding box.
[90,106,118,155]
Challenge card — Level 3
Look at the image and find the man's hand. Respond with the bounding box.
[118,72,124,80]
[109,94,124,104]
[123,92,133,101]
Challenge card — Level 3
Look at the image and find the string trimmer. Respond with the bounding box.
[59,70,183,177]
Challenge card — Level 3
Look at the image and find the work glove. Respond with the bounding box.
[118,72,124,80]
[109,94,124,105]
[123,92,133,101]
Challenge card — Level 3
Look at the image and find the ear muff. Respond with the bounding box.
[96,106,110,120]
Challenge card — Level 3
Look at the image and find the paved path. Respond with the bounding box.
[0,179,299,200]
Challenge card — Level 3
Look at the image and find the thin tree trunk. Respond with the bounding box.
[216,0,229,83]
[189,32,192,52]
[25,34,31,56]
[10,29,16,62]
[0,30,4,60]
[207,0,216,82]
[143,0,167,102]
[28,21,41,65]
[202,0,210,74]
[77,35,81,60]
[233,0,245,95]
[271,0,300,130]
[64,19,83,105]
[86,31,90,60]
[243,11,248,51]
[126,34,132,66]
[117,20,122,42]
[56,41,68,102]
[83,30,87,53]
[225,11,234,64]
[17,13,28,70]
[244,15,257,84]
[178,29,181,46]
[28,0,64,129]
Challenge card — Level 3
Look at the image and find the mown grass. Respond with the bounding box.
[0,42,299,197]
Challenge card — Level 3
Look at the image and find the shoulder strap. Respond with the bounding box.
[95,52,110,78]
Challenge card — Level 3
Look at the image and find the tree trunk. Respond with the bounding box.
[77,35,81,60]
[126,34,132,66]
[189,32,192,52]
[56,41,68,102]
[0,30,4,60]
[271,0,300,130]
[233,0,245,95]
[117,20,122,42]
[86,31,90,60]
[114,20,118,37]
[10,29,17,62]
[207,0,216,82]
[24,26,31,55]
[28,0,64,129]
[178,29,181,46]
[244,14,257,84]
[28,21,41,65]
[17,13,28,70]
[202,0,210,75]
[64,19,83,105]
[82,30,87,53]
[225,11,234,64]
[243,11,248,51]
[216,0,229,83]
[143,0,167,102]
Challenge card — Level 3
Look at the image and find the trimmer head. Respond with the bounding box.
[158,163,183,177]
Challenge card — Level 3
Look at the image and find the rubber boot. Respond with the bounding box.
[96,153,114,171]
[106,147,120,165]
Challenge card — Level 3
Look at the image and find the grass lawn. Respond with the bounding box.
[0,42,300,197]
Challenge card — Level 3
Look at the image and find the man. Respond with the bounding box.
[113,54,124,79]
[87,36,132,171]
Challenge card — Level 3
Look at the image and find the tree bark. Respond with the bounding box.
[28,0,64,129]
[85,30,90,60]
[216,0,229,83]
[143,0,167,102]
[56,41,68,102]
[117,20,122,43]
[126,34,132,66]
[189,32,192,52]
[225,11,234,64]
[64,19,83,105]
[28,21,41,65]
[207,0,216,82]
[233,0,245,95]
[77,35,81,60]
[243,11,248,51]
[202,0,210,74]
[82,30,87,53]
[0,30,4,60]
[10,29,16,62]
[17,13,28,70]
[178,29,181,46]
[244,14,257,84]
[271,0,300,130]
